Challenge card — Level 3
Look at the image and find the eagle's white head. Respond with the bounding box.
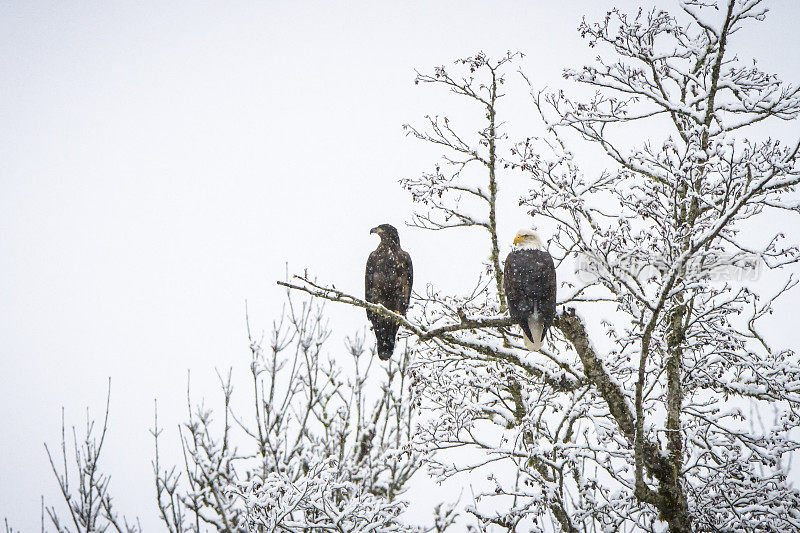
[513,229,544,250]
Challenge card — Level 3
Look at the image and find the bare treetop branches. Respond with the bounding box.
[44,381,141,533]
[402,52,524,311]
[148,291,424,532]
[568,2,800,135]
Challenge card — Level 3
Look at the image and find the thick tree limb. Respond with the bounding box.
[553,310,673,487]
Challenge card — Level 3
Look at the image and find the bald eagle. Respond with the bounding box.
[365,224,413,360]
[504,229,556,351]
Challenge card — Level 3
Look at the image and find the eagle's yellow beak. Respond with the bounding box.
[513,234,524,246]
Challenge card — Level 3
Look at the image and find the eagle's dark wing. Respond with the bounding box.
[504,249,557,342]
[365,248,379,311]
[397,250,413,315]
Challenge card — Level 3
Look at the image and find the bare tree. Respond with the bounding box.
[44,380,141,533]
[151,291,426,532]
[281,1,800,531]
[524,1,800,530]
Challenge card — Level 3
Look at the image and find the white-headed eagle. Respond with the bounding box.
[365,224,413,360]
[504,229,556,351]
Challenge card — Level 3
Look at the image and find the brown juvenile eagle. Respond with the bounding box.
[365,224,413,360]
[504,229,556,351]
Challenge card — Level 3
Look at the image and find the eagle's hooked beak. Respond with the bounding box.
[370,227,379,235]
[513,234,524,246]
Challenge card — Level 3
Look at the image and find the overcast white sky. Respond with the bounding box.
[2,1,799,530]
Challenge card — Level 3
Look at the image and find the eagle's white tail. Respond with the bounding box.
[523,310,545,351]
